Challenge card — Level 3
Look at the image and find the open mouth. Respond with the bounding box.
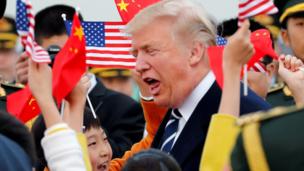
[97,161,108,171]
[143,77,160,96]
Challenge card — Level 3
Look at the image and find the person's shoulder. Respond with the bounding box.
[0,82,24,97]
[238,105,303,125]
[232,105,304,170]
[266,82,295,107]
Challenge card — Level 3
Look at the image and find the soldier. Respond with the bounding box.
[266,0,304,107]
[0,16,24,110]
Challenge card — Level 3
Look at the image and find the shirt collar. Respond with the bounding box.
[178,71,215,122]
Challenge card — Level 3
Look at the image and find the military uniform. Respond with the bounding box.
[0,16,23,111]
[266,82,295,107]
[0,82,24,111]
[231,105,304,171]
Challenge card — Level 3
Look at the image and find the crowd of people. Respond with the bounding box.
[0,0,304,170]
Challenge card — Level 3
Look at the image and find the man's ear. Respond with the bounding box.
[281,29,290,47]
[189,41,205,66]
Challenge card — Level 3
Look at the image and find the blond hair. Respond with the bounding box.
[125,0,217,46]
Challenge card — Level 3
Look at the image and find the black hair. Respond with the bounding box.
[31,115,47,171]
[34,4,83,44]
[217,18,266,37]
[122,149,182,171]
[83,107,102,132]
[281,11,304,29]
[0,110,36,166]
[217,18,273,64]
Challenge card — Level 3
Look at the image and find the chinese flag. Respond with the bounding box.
[247,29,278,69]
[208,29,278,89]
[114,0,159,22]
[7,86,40,123]
[52,13,86,104]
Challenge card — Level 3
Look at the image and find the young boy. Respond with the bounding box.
[83,107,112,171]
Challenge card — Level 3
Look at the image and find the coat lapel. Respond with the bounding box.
[170,82,221,165]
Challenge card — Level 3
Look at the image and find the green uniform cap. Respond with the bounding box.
[275,0,304,23]
[0,17,18,50]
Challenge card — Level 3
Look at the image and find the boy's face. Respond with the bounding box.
[85,127,112,171]
[282,16,304,61]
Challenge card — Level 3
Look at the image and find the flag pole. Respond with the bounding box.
[60,100,65,116]
[61,13,66,21]
[243,64,248,96]
[86,94,97,119]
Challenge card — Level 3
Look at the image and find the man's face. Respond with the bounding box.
[282,17,304,61]
[247,71,270,99]
[40,34,69,49]
[131,18,192,108]
[0,49,18,71]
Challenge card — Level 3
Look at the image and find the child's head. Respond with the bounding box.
[122,149,181,171]
[83,107,112,171]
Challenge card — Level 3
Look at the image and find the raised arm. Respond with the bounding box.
[219,20,254,116]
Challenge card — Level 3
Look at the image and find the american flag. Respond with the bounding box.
[64,21,135,69]
[16,0,50,63]
[238,0,278,26]
[216,36,227,46]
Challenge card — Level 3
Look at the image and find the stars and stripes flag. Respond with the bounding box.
[64,21,135,69]
[238,0,278,26]
[16,0,50,63]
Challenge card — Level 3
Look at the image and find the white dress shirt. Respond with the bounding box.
[172,71,215,146]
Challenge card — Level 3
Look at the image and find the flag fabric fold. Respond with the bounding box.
[16,0,50,63]
[52,13,87,104]
[114,0,159,22]
[238,0,278,25]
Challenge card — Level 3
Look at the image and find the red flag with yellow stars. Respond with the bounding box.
[114,0,159,22]
[7,86,40,123]
[52,13,86,103]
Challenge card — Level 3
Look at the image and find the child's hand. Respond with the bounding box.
[28,59,53,103]
[66,74,91,105]
[278,54,304,105]
[223,20,254,70]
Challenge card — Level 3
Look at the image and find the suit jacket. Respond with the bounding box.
[151,82,271,171]
[88,79,145,158]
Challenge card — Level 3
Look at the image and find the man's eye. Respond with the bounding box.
[147,49,158,56]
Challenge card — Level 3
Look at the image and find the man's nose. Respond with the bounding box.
[135,55,150,74]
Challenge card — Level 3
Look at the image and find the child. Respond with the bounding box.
[83,107,112,171]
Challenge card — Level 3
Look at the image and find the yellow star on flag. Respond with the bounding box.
[73,26,84,41]
[117,0,129,12]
